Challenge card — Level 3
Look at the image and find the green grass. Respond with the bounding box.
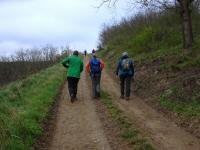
[101,91,155,150]
[160,95,200,120]
[0,64,66,150]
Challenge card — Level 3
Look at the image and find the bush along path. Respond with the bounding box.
[0,64,66,150]
[101,69,200,150]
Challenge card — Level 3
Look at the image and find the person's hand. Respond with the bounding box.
[63,64,69,68]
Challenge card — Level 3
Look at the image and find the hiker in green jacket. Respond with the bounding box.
[62,51,84,103]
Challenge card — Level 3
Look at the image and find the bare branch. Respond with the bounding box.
[97,0,118,8]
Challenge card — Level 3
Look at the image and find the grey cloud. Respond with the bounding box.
[0,0,132,56]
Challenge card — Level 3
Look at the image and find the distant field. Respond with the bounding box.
[0,61,55,86]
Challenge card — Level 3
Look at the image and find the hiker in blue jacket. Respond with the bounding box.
[86,53,105,99]
[116,52,134,100]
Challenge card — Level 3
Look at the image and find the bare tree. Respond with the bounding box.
[0,56,10,62]
[41,45,58,62]
[42,46,50,61]
[100,0,199,49]
[28,48,43,62]
[15,49,27,61]
[49,46,58,62]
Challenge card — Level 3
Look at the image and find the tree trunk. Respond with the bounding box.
[179,0,194,49]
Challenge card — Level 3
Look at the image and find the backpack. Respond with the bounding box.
[121,58,131,71]
[90,58,101,74]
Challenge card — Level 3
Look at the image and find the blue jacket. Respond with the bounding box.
[116,56,134,77]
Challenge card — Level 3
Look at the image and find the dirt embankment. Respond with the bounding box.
[134,58,200,138]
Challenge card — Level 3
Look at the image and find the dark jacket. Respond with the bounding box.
[116,55,134,77]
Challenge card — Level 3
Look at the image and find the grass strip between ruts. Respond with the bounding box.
[101,91,156,150]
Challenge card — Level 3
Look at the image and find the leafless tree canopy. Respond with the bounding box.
[0,45,69,86]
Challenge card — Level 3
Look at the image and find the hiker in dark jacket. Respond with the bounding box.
[84,50,87,57]
[116,52,134,100]
[86,53,105,99]
[62,50,84,103]
[92,49,95,54]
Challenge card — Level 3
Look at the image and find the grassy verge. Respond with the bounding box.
[98,48,200,120]
[160,97,200,120]
[0,64,66,150]
[101,91,155,150]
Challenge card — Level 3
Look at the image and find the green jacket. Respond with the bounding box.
[62,55,84,78]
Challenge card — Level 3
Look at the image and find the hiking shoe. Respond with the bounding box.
[70,97,75,103]
[96,96,100,100]
[93,96,100,100]
[120,95,124,99]
[125,97,129,101]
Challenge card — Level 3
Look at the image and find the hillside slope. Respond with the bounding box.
[0,64,65,149]
[97,10,200,138]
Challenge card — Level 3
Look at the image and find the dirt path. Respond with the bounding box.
[49,71,111,150]
[101,70,200,150]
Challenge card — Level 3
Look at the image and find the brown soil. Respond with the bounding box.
[134,60,200,139]
[101,70,200,150]
[106,55,200,139]
[94,97,133,150]
[48,71,111,150]
[34,59,134,150]
[35,58,200,150]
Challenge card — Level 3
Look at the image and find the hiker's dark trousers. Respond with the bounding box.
[91,73,101,98]
[120,76,132,97]
[67,77,79,98]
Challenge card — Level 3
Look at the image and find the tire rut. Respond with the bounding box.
[101,70,200,150]
[49,71,111,150]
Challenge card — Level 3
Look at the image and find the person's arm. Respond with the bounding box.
[62,57,69,68]
[130,60,135,77]
[86,61,90,73]
[100,59,105,70]
[116,60,120,76]
[80,61,84,72]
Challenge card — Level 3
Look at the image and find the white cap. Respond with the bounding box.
[122,52,128,56]
[92,52,96,57]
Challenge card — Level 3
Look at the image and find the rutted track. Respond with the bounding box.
[37,59,200,150]
[49,71,111,150]
[101,70,200,150]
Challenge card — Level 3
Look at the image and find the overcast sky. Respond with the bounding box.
[0,0,135,56]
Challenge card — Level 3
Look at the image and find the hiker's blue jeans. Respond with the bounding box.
[91,73,101,98]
